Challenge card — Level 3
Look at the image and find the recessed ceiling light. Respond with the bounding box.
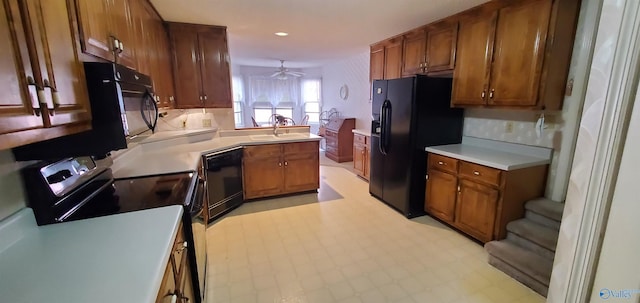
[275,32,289,37]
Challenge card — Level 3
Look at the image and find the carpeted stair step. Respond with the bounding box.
[506,219,559,259]
[525,198,564,229]
[485,240,553,296]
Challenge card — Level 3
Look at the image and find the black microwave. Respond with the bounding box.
[13,63,158,161]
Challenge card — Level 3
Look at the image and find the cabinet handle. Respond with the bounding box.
[278,162,282,167]
[473,171,480,176]
[489,89,494,99]
[284,161,288,166]
[26,76,41,116]
[112,37,120,52]
[203,95,208,100]
[199,96,203,101]
[176,241,188,252]
[169,96,174,101]
[457,185,461,192]
[481,90,486,98]
[419,63,423,68]
[437,161,446,166]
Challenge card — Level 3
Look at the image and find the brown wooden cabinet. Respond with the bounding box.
[425,153,548,243]
[0,0,91,150]
[324,118,355,163]
[130,0,175,108]
[452,0,580,110]
[370,37,403,81]
[74,0,137,68]
[369,43,384,82]
[353,133,370,181]
[243,141,319,200]
[155,223,195,303]
[401,21,458,76]
[168,22,232,109]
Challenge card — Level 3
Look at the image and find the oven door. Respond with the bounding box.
[188,176,207,302]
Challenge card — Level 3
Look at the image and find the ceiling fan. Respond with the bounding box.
[270,60,305,80]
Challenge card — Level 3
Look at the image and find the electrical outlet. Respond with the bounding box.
[505,121,514,133]
[202,119,212,127]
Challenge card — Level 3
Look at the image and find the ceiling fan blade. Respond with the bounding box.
[270,71,282,77]
[287,71,305,76]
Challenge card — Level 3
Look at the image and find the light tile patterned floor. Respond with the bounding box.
[205,165,545,303]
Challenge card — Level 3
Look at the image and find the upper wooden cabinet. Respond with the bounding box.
[74,0,137,69]
[0,0,91,150]
[130,0,175,108]
[401,21,458,76]
[452,0,580,110]
[168,23,232,109]
[369,37,403,82]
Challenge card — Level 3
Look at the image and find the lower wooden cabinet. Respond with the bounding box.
[156,223,194,303]
[243,141,319,200]
[353,133,370,181]
[424,153,547,243]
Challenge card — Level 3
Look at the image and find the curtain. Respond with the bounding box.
[248,76,301,107]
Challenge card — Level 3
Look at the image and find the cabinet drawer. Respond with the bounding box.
[326,137,338,147]
[325,145,338,156]
[354,133,367,145]
[325,130,337,138]
[459,161,502,186]
[283,141,319,155]
[244,144,281,158]
[428,154,458,174]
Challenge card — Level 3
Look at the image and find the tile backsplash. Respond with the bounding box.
[155,108,235,132]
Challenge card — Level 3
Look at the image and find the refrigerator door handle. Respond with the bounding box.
[379,101,386,155]
[380,100,391,155]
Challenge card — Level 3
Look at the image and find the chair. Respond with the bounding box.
[251,116,259,127]
[300,115,309,125]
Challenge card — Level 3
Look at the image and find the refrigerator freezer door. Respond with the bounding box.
[369,134,384,200]
[381,78,416,216]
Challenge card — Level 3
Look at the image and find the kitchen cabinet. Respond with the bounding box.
[156,223,194,303]
[401,21,458,76]
[131,0,175,108]
[74,0,137,69]
[243,141,319,200]
[425,153,548,243]
[353,133,370,181]
[168,22,232,109]
[369,36,403,81]
[324,118,355,163]
[451,0,580,110]
[0,0,91,150]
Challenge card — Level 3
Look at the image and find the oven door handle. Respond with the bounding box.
[55,179,115,222]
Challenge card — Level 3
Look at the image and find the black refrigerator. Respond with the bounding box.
[369,76,463,218]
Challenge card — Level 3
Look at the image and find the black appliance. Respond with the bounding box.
[20,157,207,303]
[13,62,158,161]
[370,76,463,218]
[204,147,244,222]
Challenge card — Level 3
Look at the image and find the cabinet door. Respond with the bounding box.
[243,156,284,199]
[283,152,319,193]
[353,143,365,176]
[169,24,203,108]
[131,0,151,75]
[401,29,426,76]
[155,22,175,108]
[384,39,403,80]
[25,0,91,127]
[155,258,176,302]
[74,0,113,62]
[451,12,497,106]
[455,179,499,242]
[369,44,384,82]
[363,145,370,180]
[425,169,457,223]
[488,0,552,107]
[107,0,136,68]
[426,22,458,72]
[0,0,44,140]
[198,28,232,108]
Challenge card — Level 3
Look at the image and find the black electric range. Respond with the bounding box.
[20,157,207,303]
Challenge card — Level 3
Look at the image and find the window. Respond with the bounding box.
[302,79,321,124]
[231,76,244,127]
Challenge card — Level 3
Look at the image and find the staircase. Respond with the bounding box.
[484,198,564,297]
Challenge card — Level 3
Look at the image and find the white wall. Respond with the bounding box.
[321,51,371,130]
[0,150,26,221]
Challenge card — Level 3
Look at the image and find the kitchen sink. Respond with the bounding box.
[249,133,307,141]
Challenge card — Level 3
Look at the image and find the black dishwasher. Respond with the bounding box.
[204,147,244,222]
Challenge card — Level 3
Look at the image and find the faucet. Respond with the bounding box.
[273,121,280,136]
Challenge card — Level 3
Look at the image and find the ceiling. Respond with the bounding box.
[151,0,490,68]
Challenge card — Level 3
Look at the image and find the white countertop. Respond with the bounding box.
[352,129,371,137]
[0,206,183,303]
[112,130,322,179]
[425,137,553,171]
